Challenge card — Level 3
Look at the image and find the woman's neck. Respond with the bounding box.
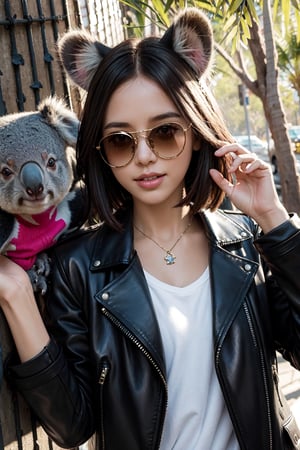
[133,204,192,240]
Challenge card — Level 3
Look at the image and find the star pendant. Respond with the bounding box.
[164,252,176,265]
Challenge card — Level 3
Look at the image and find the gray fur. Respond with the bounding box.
[0,96,81,294]
[0,96,79,215]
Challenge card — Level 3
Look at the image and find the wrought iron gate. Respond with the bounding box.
[0,0,82,115]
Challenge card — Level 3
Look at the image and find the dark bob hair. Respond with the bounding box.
[77,37,234,230]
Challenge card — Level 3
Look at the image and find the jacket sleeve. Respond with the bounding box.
[255,213,300,369]
[7,250,96,449]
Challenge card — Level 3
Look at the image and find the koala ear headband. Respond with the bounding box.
[58,7,213,91]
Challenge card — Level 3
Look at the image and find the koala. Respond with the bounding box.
[0,96,84,293]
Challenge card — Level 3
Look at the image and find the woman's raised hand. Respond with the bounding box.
[210,143,289,232]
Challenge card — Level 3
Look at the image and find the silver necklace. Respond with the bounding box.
[134,218,193,265]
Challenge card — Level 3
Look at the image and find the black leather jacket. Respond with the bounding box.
[10,209,300,450]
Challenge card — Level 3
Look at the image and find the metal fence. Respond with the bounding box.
[0,0,80,115]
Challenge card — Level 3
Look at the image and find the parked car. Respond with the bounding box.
[232,134,283,191]
[268,127,300,175]
[288,126,300,153]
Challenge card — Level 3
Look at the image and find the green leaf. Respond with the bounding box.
[228,0,244,15]
[151,0,170,25]
[231,30,239,53]
[283,0,291,32]
[241,17,251,41]
[244,7,253,26]
[192,1,219,14]
[223,14,237,32]
[224,24,239,46]
[164,0,175,10]
[272,0,279,20]
[245,0,259,22]
[296,8,300,42]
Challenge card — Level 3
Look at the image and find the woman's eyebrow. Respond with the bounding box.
[103,122,129,130]
[104,112,182,131]
[153,112,182,121]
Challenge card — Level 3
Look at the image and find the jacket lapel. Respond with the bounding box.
[210,246,258,347]
[201,210,259,348]
[92,216,166,376]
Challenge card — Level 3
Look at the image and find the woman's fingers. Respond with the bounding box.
[215,143,270,175]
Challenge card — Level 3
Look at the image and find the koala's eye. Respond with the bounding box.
[1,167,13,178]
[47,157,57,169]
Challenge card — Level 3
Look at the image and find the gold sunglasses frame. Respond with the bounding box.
[96,122,192,168]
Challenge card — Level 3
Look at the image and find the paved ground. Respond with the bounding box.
[278,353,300,425]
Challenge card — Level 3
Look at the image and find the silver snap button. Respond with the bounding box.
[93,260,101,267]
[294,434,299,445]
[244,264,252,272]
[240,231,248,238]
[102,292,109,301]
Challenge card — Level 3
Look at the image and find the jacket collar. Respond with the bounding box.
[201,209,254,246]
[90,210,134,271]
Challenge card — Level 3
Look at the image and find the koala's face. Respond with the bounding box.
[0,112,74,215]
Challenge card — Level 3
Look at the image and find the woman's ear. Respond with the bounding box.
[57,30,111,90]
[160,8,213,78]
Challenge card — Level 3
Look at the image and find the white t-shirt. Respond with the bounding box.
[144,268,239,450]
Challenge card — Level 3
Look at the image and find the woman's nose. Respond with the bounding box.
[134,135,157,165]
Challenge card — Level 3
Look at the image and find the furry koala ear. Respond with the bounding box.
[57,30,111,91]
[160,8,213,78]
[38,96,80,145]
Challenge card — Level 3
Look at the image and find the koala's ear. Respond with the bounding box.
[39,96,80,146]
[160,8,213,78]
[57,30,111,91]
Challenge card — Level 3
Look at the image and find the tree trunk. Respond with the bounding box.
[261,0,300,212]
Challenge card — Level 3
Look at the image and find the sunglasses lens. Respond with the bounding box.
[149,123,185,159]
[100,132,134,167]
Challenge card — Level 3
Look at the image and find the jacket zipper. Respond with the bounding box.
[101,307,168,449]
[243,303,273,450]
[215,303,273,450]
[98,359,110,450]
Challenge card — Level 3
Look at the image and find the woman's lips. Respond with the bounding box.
[135,173,165,189]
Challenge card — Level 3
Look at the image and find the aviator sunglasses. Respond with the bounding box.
[96,122,192,168]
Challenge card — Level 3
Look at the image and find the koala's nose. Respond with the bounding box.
[20,162,44,197]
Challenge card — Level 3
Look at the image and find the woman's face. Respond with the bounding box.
[101,75,199,209]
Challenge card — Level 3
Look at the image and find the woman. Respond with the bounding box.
[1,7,300,450]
